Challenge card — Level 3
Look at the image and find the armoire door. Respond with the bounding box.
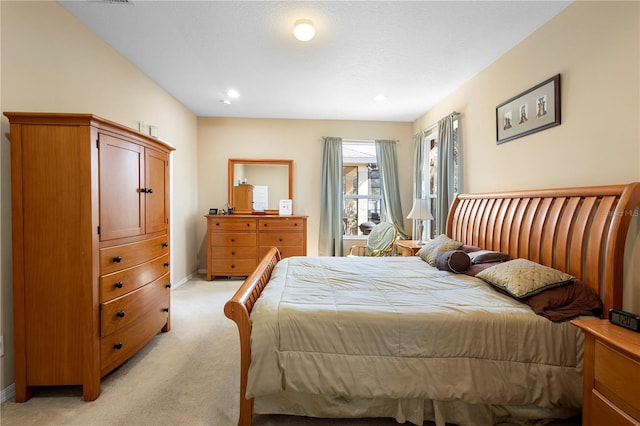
[145,148,169,234]
[98,133,145,241]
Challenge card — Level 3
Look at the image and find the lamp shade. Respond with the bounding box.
[406,198,434,220]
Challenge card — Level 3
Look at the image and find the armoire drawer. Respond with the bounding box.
[100,254,170,303]
[100,301,169,376]
[100,235,169,274]
[101,275,170,337]
[259,232,303,247]
[209,245,256,259]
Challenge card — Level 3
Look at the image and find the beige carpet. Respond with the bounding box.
[0,276,580,426]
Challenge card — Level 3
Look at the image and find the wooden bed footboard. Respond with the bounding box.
[224,247,281,426]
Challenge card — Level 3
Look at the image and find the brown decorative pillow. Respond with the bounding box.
[468,250,510,264]
[416,234,463,266]
[435,250,471,273]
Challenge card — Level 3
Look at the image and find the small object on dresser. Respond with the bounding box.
[209,208,218,215]
[279,199,292,215]
[609,308,640,332]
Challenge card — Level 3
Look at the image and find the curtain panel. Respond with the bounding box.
[319,137,343,256]
[375,140,409,240]
[411,132,427,240]
[436,116,455,235]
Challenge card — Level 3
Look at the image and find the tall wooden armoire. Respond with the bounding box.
[6,112,175,401]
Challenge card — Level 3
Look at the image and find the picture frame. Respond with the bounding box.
[496,74,561,144]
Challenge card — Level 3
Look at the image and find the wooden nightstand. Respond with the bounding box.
[395,240,424,256]
[571,319,640,425]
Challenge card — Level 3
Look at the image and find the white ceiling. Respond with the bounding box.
[59,0,572,122]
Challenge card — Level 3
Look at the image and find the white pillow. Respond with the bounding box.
[416,234,463,266]
[476,258,574,298]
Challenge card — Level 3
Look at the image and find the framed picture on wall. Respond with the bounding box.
[496,74,561,144]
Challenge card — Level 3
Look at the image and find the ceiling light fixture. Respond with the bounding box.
[293,19,315,42]
[221,99,231,105]
[226,89,240,99]
[374,94,388,102]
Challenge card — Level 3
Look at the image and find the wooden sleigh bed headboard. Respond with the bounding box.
[224,182,640,426]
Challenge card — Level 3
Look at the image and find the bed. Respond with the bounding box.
[224,183,640,426]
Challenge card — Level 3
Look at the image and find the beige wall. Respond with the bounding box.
[0,1,199,393]
[197,117,414,264]
[414,1,639,192]
[413,1,640,311]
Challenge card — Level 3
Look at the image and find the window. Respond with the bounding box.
[342,142,384,236]
[421,119,460,238]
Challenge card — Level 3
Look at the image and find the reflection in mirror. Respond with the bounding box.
[228,159,293,214]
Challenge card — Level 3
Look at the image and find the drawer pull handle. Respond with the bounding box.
[215,222,220,226]
[231,238,235,242]
[114,282,124,289]
[263,223,268,227]
[162,242,169,248]
[140,188,153,194]
[113,256,122,263]
[116,310,126,318]
[231,251,235,255]
[166,283,172,289]
[114,342,123,350]
[163,307,169,313]
[279,238,283,242]
[246,223,250,227]
[294,223,298,227]
[231,264,235,269]
[164,262,170,268]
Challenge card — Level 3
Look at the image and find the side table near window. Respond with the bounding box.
[396,240,423,256]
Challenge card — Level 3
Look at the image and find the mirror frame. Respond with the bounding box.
[228,158,294,215]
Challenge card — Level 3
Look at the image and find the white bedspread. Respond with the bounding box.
[247,256,583,417]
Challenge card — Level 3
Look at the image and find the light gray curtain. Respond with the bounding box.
[375,140,410,239]
[411,132,427,240]
[319,137,343,256]
[436,116,455,235]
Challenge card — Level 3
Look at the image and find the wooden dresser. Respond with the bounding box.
[6,112,174,402]
[206,215,307,279]
[571,319,640,425]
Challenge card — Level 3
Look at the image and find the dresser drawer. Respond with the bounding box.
[100,254,170,303]
[259,245,305,259]
[258,218,304,230]
[208,218,256,231]
[594,341,640,419]
[100,235,169,274]
[259,232,303,247]
[101,275,170,337]
[591,390,639,425]
[211,232,256,247]
[100,301,169,376]
[210,259,256,276]
[209,245,256,259]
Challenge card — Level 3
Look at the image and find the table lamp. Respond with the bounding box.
[406,198,434,245]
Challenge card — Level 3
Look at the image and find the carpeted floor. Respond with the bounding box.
[0,276,580,426]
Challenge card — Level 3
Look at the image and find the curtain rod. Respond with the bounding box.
[323,137,400,144]
[422,111,460,135]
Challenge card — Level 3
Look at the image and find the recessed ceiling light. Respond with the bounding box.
[293,19,315,42]
[222,99,231,105]
[226,89,240,99]
[375,95,388,102]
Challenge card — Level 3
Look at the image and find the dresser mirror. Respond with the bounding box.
[228,159,293,214]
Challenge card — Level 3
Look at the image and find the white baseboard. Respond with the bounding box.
[171,272,193,290]
[1,383,15,404]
